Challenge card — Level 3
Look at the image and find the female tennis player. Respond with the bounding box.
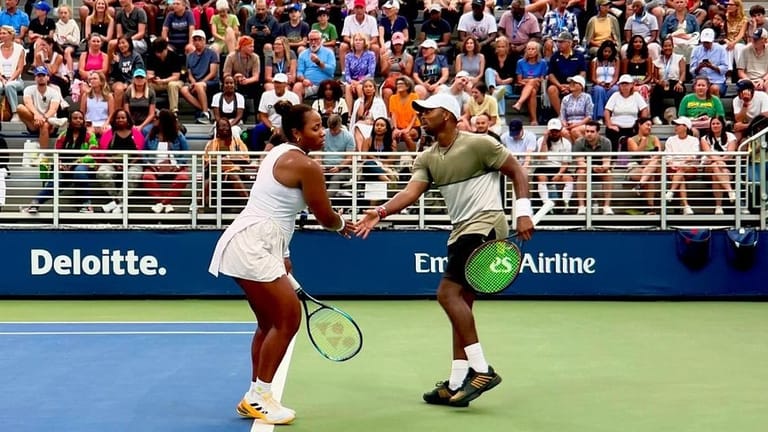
[355,93,534,407]
[209,104,356,425]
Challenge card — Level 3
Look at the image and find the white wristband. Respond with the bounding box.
[334,214,346,232]
[514,198,533,218]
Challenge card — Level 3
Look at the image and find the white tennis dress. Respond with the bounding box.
[208,144,307,281]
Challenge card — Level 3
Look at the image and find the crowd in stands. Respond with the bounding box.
[0,0,765,216]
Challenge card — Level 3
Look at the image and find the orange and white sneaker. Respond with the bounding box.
[236,392,296,425]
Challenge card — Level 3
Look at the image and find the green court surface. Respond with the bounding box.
[2,300,767,432]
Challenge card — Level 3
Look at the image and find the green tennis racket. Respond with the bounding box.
[287,274,363,362]
[464,201,555,294]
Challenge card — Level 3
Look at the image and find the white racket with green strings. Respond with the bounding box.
[464,201,555,294]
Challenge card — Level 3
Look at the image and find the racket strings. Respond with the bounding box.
[308,308,361,360]
[465,241,523,294]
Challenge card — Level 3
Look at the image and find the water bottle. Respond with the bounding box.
[22,139,36,168]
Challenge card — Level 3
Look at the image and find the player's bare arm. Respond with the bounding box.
[354,180,430,239]
[499,154,534,240]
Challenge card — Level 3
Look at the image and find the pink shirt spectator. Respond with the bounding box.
[498,11,541,46]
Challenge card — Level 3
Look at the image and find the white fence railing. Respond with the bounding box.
[0,149,764,229]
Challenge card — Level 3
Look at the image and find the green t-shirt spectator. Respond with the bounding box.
[677,94,725,120]
[311,22,338,46]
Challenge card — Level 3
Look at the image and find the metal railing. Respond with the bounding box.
[0,148,765,230]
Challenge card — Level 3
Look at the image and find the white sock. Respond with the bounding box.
[464,343,489,373]
[563,181,574,202]
[448,359,469,391]
[538,182,549,202]
[247,379,272,401]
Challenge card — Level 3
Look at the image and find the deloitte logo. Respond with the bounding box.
[30,249,167,276]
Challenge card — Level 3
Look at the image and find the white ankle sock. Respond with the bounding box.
[464,343,489,373]
[563,182,574,202]
[448,360,469,391]
[247,379,272,400]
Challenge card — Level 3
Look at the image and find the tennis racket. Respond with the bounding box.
[464,200,555,294]
[287,274,363,362]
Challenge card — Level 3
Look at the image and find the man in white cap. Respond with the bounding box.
[534,118,574,212]
[439,70,471,118]
[378,1,408,50]
[181,29,220,124]
[736,28,768,91]
[251,72,301,150]
[355,92,535,409]
[414,38,450,98]
[690,28,729,96]
[340,0,379,68]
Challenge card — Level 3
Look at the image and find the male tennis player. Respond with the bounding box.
[355,93,535,406]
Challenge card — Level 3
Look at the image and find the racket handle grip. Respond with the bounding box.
[287,273,302,292]
[532,200,555,226]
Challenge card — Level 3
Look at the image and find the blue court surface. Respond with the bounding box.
[0,322,270,432]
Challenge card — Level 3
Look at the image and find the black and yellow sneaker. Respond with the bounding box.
[422,380,469,407]
[449,366,502,406]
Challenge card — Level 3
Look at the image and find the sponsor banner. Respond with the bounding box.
[0,230,766,297]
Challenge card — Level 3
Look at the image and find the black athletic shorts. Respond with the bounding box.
[444,229,497,288]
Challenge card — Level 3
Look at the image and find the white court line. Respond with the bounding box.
[0,331,254,335]
[251,337,296,432]
[0,321,254,324]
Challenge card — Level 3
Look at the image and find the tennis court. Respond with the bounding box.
[1,300,766,432]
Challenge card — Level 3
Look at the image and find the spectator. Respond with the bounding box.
[80,71,115,136]
[627,117,663,214]
[210,0,239,55]
[559,75,593,142]
[664,116,699,215]
[251,73,301,150]
[547,30,586,116]
[339,0,379,69]
[378,0,408,49]
[512,40,548,125]
[181,29,220,124]
[622,0,660,61]
[322,113,355,202]
[246,0,278,56]
[380,31,413,107]
[162,0,195,55]
[678,75,725,132]
[191,0,215,35]
[424,1,459,28]
[344,32,376,111]
[97,108,145,214]
[142,109,190,214]
[263,36,297,91]
[462,82,502,135]
[498,0,540,60]
[703,11,728,46]
[574,120,613,215]
[113,0,148,55]
[389,76,420,152]
[223,36,261,113]
[455,35,484,88]
[54,5,80,69]
[736,28,768,90]
[311,7,338,49]
[604,74,649,151]
[590,40,619,123]
[660,0,700,54]
[622,34,655,101]
[0,0,29,43]
[534,118,573,210]
[700,115,737,215]
[360,117,397,191]
[501,118,537,171]
[124,68,155,136]
[109,36,144,108]
[278,4,310,55]
[418,5,452,58]
[723,0,748,69]
[311,79,349,128]
[84,0,114,45]
[294,29,335,102]
[350,78,387,150]
[584,0,621,57]
[733,79,768,141]
[484,35,517,117]
[33,36,70,95]
[202,118,250,209]
[690,28,729,97]
[17,66,66,149]
[21,110,98,214]
[458,0,497,59]
[439,71,471,120]
[78,33,108,83]
[541,0,580,57]
[211,75,246,139]
[146,38,184,114]
[0,25,25,121]
[413,39,449,99]
[650,37,686,124]
[27,1,54,50]
[746,5,768,37]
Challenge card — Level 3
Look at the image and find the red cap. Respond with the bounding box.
[354,0,366,7]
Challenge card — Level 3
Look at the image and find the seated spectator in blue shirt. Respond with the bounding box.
[378,1,408,50]
[180,29,220,124]
[501,119,538,172]
[690,28,729,97]
[546,30,586,116]
[0,0,29,43]
[293,29,336,103]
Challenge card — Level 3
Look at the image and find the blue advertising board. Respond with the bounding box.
[0,229,765,297]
